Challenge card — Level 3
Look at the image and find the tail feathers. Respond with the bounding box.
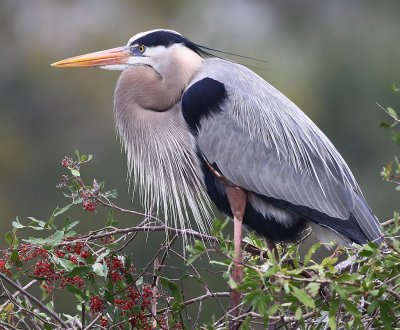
[353,195,383,244]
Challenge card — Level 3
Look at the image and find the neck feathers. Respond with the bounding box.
[113,47,211,240]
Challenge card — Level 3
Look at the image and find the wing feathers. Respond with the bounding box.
[183,58,382,243]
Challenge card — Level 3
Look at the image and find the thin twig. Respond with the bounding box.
[0,273,68,329]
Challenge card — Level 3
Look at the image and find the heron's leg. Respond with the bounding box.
[226,186,247,325]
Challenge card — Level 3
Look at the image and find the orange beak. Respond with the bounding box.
[51,46,130,68]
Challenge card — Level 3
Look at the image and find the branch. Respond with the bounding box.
[151,291,230,315]
[0,273,68,329]
[232,310,318,323]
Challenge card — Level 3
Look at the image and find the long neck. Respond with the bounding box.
[115,45,203,111]
[113,47,212,237]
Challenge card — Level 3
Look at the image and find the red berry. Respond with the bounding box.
[89,296,105,313]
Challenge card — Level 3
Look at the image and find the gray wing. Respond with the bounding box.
[184,58,382,242]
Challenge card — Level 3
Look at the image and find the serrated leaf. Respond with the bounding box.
[290,285,315,308]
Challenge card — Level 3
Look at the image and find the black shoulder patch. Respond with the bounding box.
[182,78,227,133]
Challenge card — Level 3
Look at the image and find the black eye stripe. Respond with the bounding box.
[129,31,197,50]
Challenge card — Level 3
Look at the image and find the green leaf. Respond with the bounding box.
[66,284,87,301]
[54,204,73,217]
[136,276,143,286]
[27,217,46,228]
[228,276,238,290]
[43,323,52,330]
[106,210,118,227]
[70,168,80,177]
[328,299,340,330]
[55,258,76,271]
[24,230,64,247]
[160,277,183,305]
[104,290,114,303]
[387,107,398,119]
[380,301,394,328]
[304,242,321,265]
[10,250,19,262]
[240,316,252,330]
[10,250,22,267]
[392,131,400,145]
[306,282,320,296]
[5,231,15,246]
[295,307,302,320]
[67,266,91,278]
[331,283,348,299]
[104,189,118,199]
[92,262,108,279]
[290,285,315,308]
[64,219,79,233]
[12,218,25,229]
[380,122,391,128]
[343,300,361,318]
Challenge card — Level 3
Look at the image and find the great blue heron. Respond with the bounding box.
[52,28,382,315]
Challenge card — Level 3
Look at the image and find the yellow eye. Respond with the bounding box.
[138,45,146,53]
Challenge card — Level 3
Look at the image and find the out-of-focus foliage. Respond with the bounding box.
[380,85,400,191]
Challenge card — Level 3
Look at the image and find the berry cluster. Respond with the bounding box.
[0,258,11,276]
[112,285,157,329]
[107,256,125,283]
[89,296,105,313]
[81,189,97,212]
[61,157,73,168]
[1,242,92,293]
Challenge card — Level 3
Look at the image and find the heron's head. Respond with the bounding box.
[51,29,203,73]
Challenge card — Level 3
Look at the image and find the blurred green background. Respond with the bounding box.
[0,0,399,320]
